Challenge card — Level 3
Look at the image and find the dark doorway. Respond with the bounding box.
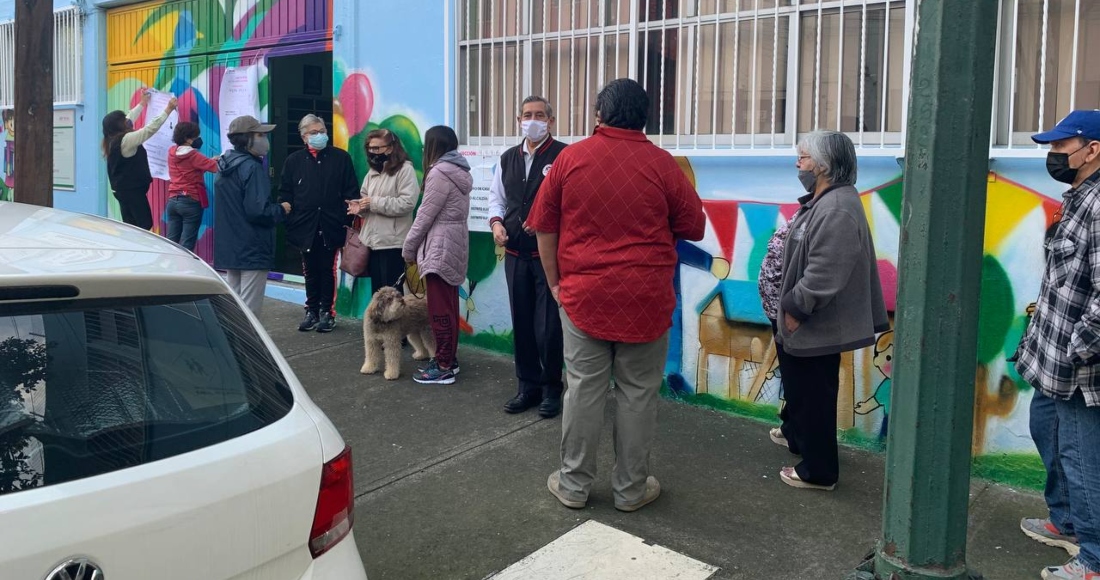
[268,51,334,277]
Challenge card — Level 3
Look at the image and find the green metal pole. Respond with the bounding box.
[874,0,998,578]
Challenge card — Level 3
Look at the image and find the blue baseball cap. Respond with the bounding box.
[1032,110,1100,144]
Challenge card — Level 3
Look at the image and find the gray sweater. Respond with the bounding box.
[777,184,890,356]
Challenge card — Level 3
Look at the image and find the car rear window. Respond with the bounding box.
[0,294,293,497]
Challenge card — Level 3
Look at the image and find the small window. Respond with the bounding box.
[0,294,293,496]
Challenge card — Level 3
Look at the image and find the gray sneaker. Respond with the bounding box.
[1023,518,1080,556]
[418,358,460,375]
[615,476,661,512]
[1042,557,1099,580]
[547,471,585,509]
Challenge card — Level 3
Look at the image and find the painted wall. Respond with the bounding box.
[101,0,333,262]
[0,0,109,216]
[330,0,448,315]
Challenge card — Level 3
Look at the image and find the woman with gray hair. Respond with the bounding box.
[278,113,360,333]
[772,130,889,491]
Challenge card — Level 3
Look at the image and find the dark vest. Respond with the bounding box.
[501,138,567,253]
[107,137,153,193]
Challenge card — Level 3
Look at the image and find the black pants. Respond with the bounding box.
[505,253,563,400]
[302,233,339,316]
[369,248,405,294]
[775,328,841,486]
[114,188,153,230]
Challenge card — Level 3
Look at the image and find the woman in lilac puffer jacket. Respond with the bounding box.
[402,125,472,385]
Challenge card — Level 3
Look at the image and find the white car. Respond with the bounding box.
[0,202,368,580]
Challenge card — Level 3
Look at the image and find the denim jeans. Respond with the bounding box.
[1031,389,1074,536]
[165,195,203,251]
[1056,391,1100,571]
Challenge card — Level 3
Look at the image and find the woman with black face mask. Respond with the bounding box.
[346,129,419,293]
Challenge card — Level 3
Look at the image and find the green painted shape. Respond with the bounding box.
[970,453,1044,491]
[877,178,905,222]
[378,115,425,182]
[467,232,498,285]
[335,276,372,320]
[459,330,514,354]
[976,256,1014,364]
[349,129,370,183]
[746,228,775,282]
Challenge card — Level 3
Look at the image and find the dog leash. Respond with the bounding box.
[395,270,424,299]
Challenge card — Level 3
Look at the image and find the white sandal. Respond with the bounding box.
[780,467,835,491]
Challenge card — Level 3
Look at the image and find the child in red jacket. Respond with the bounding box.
[166,121,219,251]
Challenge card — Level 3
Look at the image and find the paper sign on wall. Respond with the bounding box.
[143,89,180,181]
[53,109,75,190]
[218,66,260,154]
[461,148,501,233]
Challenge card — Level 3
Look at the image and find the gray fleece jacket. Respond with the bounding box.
[776,184,890,356]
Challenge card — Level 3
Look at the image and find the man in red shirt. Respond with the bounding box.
[527,78,705,513]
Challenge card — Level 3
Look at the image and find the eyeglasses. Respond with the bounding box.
[304,129,327,137]
[367,144,393,153]
[797,155,811,161]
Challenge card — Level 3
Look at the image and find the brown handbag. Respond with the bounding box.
[339,217,370,277]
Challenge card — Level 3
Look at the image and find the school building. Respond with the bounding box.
[3,0,1098,487]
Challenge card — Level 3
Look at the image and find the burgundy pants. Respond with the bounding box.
[425,274,459,368]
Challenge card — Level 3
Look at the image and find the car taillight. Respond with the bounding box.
[309,445,354,558]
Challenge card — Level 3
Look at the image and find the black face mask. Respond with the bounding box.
[368,152,389,170]
[190,136,204,150]
[1047,143,1091,185]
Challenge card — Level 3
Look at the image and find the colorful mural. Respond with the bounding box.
[105,0,333,262]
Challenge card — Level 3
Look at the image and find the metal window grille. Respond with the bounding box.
[456,0,911,151]
[992,0,1100,149]
[0,6,85,109]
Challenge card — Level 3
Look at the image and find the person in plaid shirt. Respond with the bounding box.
[1015,110,1100,580]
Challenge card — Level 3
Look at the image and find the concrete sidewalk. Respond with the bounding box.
[260,297,1058,579]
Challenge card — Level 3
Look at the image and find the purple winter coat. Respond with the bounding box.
[402,152,473,286]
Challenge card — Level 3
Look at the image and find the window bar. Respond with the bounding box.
[1007,0,1020,148]
[1070,0,1080,111]
[749,1,759,138]
[659,19,668,137]
[673,0,685,148]
[477,1,484,141]
[693,7,703,147]
[585,0,593,135]
[710,6,721,148]
[597,0,607,90]
[770,1,779,146]
[616,0,623,78]
[990,0,1004,145]
[542,0,549,96]
[489,0,497,139]
[642,0,650,95]
[465,1,472,141]
[1069,0,1078,112]
[556,0,563,136]
[514,1,522,135]
[569,0,576,136]
[1038,0,1048,136]
[858,0,867,145]
[731,0,741,144]
[814,1,823,130]
[878,0,891,147]
[836,2,845,132]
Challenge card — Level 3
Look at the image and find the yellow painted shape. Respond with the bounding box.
[985,178,1041,252]
[861,191,875,230]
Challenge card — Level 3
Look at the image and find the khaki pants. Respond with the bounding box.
[226,269,268,316]
[557,308,669,506]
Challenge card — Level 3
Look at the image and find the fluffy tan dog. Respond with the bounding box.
[361,286,435,380]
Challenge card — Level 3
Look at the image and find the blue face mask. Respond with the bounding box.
[308,133,329,150]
